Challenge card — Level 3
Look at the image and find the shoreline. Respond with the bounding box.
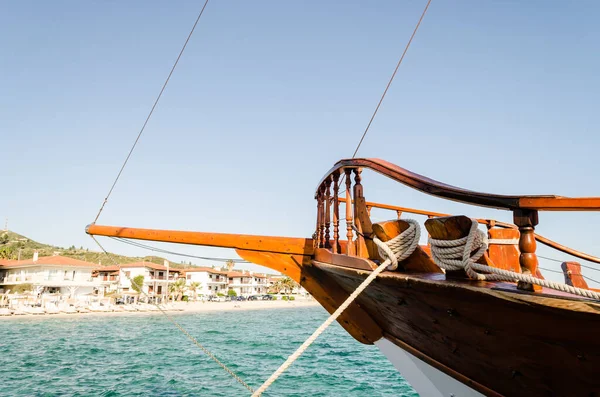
[0,299,321,320]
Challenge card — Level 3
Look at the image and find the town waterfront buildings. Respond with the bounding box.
[0,253,306,299]
[0,254,102,296]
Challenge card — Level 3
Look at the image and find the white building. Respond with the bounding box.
[183,267,228,297]
[96,261,181,297]
[0,254,102,297]
[227,270,270,296]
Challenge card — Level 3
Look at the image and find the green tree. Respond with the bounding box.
[282,277,298,294]
[227,289,237,297]
[0,233,9,245]
[188,281,201,301]
[0,245,14,260]
[12,283,33,294]
[169,279,187,301]
[132,275,144,293]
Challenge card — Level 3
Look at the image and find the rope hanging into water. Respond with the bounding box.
[93,0,211,224]
[250,220,421,397]
[90,235,255,394]
[429,219,600,301]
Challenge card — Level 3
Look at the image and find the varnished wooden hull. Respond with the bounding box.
[314,261,600,397]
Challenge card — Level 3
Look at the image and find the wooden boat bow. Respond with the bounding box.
[87,157,600,396]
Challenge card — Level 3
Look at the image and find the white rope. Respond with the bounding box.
[429,218,600,301]
[376,219,421,271]
[251,220,421,396]
[488,238,519,245]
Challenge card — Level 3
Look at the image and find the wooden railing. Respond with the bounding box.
[315,158,600,290]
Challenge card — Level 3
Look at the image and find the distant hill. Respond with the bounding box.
[0,230,189,268]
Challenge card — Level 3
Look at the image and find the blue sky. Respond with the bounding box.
[2,1,599,282]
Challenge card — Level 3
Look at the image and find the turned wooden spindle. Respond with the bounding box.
[315,188,322,248]
[332,171,340,254]
[366,206,372,216]
[324,177,332,248]
[353,168,373,258]
[345,168,355,255]
[514,209,540,291]
[396,210,402,219]
[319,184,326,248]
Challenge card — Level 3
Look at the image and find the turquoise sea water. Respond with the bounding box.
[0,306,418,396]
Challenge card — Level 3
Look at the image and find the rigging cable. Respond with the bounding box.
[253,2,434,395]
[537,266,600,285]
[337,0,432,205]
[91,236,255,394]
[87,1,260,393]
[110,236,249,263]
[538,254,600,272]
[351,0,432,158]
[93,0,211,224]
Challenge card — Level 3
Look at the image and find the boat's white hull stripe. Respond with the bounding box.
[374,337,485,397]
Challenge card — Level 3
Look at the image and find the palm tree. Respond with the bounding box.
[188,281,201,301]
[282,277,298,294]
[169,279,187,301]
[268,277,299,295]
[269,279,284,294]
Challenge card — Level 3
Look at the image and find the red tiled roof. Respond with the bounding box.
[226,270,268,278]
[183,267,227,274]
[0,255,98,269]
[119,262,181,272]
[95,265,121,272]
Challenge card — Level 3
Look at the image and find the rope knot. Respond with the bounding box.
[373,219,421,271]
[428,219,488,280]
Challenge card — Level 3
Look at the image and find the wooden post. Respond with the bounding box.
[324,177,332,249]
[315,190,321,248]
[427,215,434,248]
[424,216,487,279]
[345,168,354,255]
[396,210,402,219]
[319,184,326,248]
[315,186,325,248]
[332,171,340,254]
[352,168,375,258]
[353,168,365,256]
[561,262,589,289]
[366,206,372,216]
[513,209,540,291]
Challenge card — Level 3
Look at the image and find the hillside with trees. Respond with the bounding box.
[0,230,188,268]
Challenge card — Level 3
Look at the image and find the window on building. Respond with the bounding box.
[209,274,212,279]
[125,271,131,278]
[187,274,191,280]
[159,272,164,277]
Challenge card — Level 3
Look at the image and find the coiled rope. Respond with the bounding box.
[429,218,600,301]
[251,219,421,396]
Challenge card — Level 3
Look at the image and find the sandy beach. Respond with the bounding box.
[0,298,321,320]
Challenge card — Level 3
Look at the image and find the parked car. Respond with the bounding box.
[247,295,259,301]
[261,294,274,300]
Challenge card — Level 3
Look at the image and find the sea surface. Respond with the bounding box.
[0,306,418,396]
